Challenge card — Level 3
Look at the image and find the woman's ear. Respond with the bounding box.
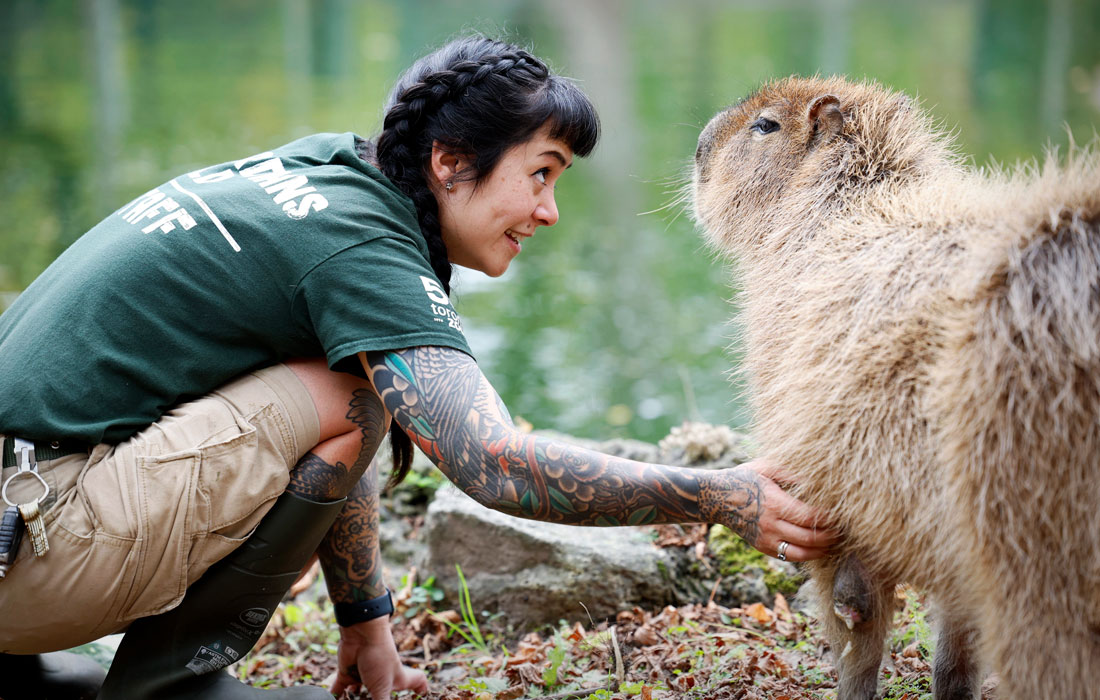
[429,142,470,190]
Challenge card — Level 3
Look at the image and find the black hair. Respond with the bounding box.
[371,35,600,489]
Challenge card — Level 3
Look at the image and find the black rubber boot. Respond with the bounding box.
[0,650,107,699]
[98,492,346,699]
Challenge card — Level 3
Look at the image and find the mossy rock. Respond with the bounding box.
[707,524,804,596]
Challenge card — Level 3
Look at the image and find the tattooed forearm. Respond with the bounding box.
[319,471,385,602]
[363,347,765,545]
[289,386,389,604]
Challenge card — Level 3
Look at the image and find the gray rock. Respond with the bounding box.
[405,425,772,626]
[379,505,426,584]
[421,485,687,627]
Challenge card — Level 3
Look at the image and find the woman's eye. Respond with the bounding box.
[534,168,550,184]
[750,118,780,134]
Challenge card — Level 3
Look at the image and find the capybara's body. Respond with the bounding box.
[692,76,1100,699]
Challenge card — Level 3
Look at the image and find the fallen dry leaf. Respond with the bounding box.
[633,624,660,646]
[773,592,792,622]
[745,602,774,624]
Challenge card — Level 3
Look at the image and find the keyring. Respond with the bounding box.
[2,470,50,507]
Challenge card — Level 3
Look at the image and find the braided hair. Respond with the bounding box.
[371,36,600,488]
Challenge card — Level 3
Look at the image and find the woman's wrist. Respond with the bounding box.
[333,589,394,627]
[339,613,395,642]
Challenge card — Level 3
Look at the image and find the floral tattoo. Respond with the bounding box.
[365,347,764,545]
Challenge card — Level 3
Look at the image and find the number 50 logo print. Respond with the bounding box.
[420,276,450,305]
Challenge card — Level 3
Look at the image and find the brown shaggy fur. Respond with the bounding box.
[692,76,1100,700]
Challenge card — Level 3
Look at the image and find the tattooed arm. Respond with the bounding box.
[287,387,388,603]
[362,346,837,560]
[285,384,427,699]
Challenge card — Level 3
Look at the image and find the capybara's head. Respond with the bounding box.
[693,76,948,255]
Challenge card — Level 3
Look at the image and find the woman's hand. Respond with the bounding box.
[724,459,839,562]
[331,616,428,699]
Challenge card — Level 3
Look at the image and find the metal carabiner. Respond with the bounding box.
[13,437,36,473]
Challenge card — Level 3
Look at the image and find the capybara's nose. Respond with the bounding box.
[696,118,718,165]
[695,110,730,173]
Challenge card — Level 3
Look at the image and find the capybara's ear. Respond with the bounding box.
[807,94,843,148]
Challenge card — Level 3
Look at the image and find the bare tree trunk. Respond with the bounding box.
[84,0,127,206]
[542,0,657,427]
[547,0,642,223]
[282,0,313,133]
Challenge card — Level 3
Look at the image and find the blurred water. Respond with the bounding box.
[2,0,1098,441]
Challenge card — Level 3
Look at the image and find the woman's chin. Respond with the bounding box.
[457,260,509,278]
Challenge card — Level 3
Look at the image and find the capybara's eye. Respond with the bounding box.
[750,117,780,134]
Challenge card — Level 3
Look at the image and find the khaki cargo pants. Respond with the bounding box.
[0,364,320,654]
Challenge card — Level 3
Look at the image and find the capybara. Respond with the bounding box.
[692,76,1100,699]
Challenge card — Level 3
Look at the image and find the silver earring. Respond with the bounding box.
[445,181,453,191]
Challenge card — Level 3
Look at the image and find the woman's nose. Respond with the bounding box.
[535,191,559,227]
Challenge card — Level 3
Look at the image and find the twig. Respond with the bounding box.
[610,626,624,685]
[538,685,612,700]
[706,575,723,606]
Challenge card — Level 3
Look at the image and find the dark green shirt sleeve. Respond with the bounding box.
[297,234,472,369]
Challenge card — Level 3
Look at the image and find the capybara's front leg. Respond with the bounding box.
[812,553,898,700]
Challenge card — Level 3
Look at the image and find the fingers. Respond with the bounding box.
[344,662,426,699]
[772,517,840,550]
[743,462,841,563]
[767,539,832,563]
[768,517,840,560]
[369,680,394,700]
[755,469,836,532]
[753,517,838,563]
[360,665,427,699]
[330,669,359,696]
[397,667,430,695]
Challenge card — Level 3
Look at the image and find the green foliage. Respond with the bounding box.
[881,674,933,700]
[618,681,659,695]
[6,0,1097,443]
[396,464,446,497]
[541,631,570,688]
[276,598,340,655]
[708,524,805,595]
[231,596,339,686]
[799,662,832,687]
[889,589,934,659]
[456,676,510,693]
[434,564,493,656]
[400,572,445,618]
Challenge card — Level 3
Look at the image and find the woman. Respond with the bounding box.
[0,36,837,699]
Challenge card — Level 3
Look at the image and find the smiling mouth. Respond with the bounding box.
[506,230,524,249]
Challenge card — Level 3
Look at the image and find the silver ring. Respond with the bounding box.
[776,540,790,561]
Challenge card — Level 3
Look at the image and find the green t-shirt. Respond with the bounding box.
[0,133,471,444]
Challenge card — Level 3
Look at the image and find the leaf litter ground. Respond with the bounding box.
[238,524,1000,700]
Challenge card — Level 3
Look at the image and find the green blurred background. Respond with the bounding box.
[2,0,1098,442]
